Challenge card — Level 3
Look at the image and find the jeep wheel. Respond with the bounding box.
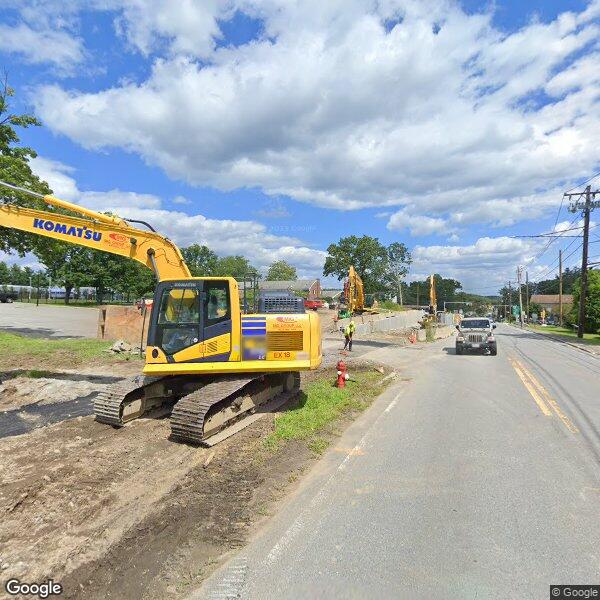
[456,346,463,355]
[490,346,497,356]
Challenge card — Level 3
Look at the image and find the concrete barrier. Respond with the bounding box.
[337,310,426,335]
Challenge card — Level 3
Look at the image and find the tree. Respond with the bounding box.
[266,260,297,281]
[0,76,52,255]
[532,267,580,296]
[323,235,390,294]
[571,270,600,333]
[181,244,218,277]
[215,255,258,279]
[0,260,9,284]
[385,242,411,304]
[35,245,91,303]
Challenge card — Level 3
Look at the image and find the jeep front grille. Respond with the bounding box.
[468,334,484,343]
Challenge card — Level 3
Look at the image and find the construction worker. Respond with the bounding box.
[343,319,356,351]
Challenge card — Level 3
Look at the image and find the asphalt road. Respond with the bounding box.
[0,302,98,338]
[193,324,600,599]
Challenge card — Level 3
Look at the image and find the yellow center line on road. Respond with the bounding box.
[509,356,579,434]
[509,357,552,417]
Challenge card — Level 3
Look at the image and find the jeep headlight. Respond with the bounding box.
[457,335,464,341]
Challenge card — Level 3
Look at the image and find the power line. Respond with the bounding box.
[564,170,600,194]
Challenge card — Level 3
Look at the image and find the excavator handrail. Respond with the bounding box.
[0,180,191,280]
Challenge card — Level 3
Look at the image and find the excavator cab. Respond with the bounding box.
[147,278,235,364]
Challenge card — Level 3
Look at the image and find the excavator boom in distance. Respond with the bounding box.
[0,180,322,445]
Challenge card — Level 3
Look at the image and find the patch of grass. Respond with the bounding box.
[0,331,139,366]
[308,437,330,455]
[528,324,600,345]
[264,371,388,450]
[378,301,408,312]
[21,369,54,378]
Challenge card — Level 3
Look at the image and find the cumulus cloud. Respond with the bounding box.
[0,22,85,72]
[108,0,232,58]
[29,157,327,276]
[410,236,545,292]
[30,0,600,227]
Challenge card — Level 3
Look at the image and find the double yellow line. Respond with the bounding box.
[509,357,579,433]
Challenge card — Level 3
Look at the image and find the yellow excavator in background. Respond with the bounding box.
[339,266,378,318]
[342,266,365,316]
[421,274,437,327]
[0,180,322,445]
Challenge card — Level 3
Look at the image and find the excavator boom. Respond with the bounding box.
[0,181,190,279]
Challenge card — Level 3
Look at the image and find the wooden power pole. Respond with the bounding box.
[559,249,563,327]
[565,185,600,338]
[517,267,524,328]
[525,270,529,321]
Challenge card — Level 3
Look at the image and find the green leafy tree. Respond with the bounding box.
[266,260,297,281]
[0,260,9,284]
[111,258,156,301]
[181,244,218,277]
[0,77,52,255]
[215,255,258,279]
[532,267,580,295]
[385,242,411,303]
[571,270,600,333]
[35,245,92,303]
[323,235,390,294]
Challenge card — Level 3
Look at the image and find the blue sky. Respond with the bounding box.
[0,0,599,292]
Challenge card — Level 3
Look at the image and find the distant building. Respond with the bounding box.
[259,279,322,299]
[530,294,574,314]
[322,289,343,301]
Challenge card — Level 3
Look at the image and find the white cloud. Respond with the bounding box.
[30,0,600,228]
[0,22,85,72]
[387,209,452,236]
[172,195,191,205]
[29,157,327,276]
[109,0,232,58]
[410,236,549,292]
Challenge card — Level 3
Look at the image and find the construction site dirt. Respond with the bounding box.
[0,356,396,599]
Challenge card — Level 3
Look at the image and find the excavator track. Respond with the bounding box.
[93,375,168,426]
[170,372,301,445]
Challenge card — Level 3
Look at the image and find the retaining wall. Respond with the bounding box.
[337,310,426,335]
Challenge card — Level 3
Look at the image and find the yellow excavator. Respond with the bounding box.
[339,266,378,318]
[421,274,437,327]
[0,180,322,444]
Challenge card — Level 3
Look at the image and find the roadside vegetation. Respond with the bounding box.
[0,331,142,369]
[264,369,391,452]
[528,324,600,345]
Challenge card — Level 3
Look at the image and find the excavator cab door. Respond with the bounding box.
[148,280,232,361]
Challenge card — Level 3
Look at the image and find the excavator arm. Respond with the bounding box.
[0,181,190,279]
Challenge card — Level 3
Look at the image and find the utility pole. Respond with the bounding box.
[559,249,563,327]
[517,267,524,328]
[565,185,600,338]
[525,270,529,321]
[508,281,512,322]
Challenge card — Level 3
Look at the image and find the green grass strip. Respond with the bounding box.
[264,371,387,450]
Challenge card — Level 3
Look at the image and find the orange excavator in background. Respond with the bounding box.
[0,179,322,445]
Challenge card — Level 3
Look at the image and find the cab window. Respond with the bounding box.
[158,288,200,324]
[205,282,230,326]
